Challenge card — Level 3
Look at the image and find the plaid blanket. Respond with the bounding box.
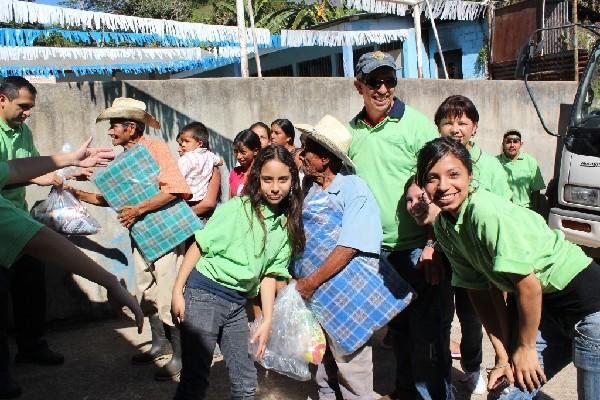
[94,144,201,263]
[292,188,414,354]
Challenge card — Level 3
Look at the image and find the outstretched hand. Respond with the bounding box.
[106,282,144,334]
[71,137,115,168]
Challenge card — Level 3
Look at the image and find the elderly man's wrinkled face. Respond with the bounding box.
[355,67,397,116]
[108,120,136,148]
[299,138,328,178]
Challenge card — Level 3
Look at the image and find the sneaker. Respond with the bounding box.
[460,371,486,395]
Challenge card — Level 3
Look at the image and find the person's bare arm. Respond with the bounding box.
[65,187,109,207]
[171,242,202,323]
[468,287,514,390]
[191,167,221,216]
[251,276,277,357]
[22,226,143,333]
[506,272,546,391]
[296,245,357,299]
[6,137,113,186]
[118,192,177,229]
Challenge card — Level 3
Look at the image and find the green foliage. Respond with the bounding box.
[475,38,489,77]
[60,0,194,21]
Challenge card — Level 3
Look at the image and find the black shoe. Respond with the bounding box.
[14,347,64,366]
[0,376,22,399]
[154,325,181,381]
[131,314,172,365]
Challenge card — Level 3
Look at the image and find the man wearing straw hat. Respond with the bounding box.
[292,115,413,400]
[347,52,452,400]
[66,97,191,381]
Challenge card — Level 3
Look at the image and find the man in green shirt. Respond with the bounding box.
[0,76,63,399]
[347,51,452,400]
[497,130,545,211]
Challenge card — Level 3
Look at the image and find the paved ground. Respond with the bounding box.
[8,316,576,400]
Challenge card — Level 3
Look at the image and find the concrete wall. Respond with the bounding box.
[22,78,576,321]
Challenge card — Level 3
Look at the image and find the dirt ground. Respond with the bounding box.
[7,316,576,400]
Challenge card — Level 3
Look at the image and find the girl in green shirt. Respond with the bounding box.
[416,137,600,400]
[171,145,305,400]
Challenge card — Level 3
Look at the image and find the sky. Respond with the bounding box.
[35,0,63,5]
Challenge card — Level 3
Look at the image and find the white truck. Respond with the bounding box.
[519,24,600,258]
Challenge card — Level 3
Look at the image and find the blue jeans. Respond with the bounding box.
[174,288,257,400]
[498,308,600,399]
[383,249,454,400]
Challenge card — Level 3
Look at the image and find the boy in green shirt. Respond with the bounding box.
[0,140,143,398]
[416,137,600,400]
[497,130,545,210]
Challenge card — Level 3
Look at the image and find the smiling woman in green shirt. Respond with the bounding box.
[416,137,600,400]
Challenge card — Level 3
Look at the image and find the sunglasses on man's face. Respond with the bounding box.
[364,76,398,90]
[504,138,521,144]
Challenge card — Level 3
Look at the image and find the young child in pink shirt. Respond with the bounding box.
[177,122,222,205]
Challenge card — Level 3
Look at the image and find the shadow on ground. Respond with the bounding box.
[8,318,573,399]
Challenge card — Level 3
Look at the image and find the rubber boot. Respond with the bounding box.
[154,325,181,381]
[131,314,172,364]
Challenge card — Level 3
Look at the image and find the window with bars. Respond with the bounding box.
[298,56,333,77]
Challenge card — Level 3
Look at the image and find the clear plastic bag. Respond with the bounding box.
[31,187,101,235]
[248,282,326,381]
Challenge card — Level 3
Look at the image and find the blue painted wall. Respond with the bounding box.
[426,20,487,79]
[190,16,486,80]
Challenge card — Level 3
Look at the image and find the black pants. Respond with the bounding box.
[0,255,47,378]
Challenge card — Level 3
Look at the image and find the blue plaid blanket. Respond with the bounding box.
[93,144,201,263]
[292,188,414,354]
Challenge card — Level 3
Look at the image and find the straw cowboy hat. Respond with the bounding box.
[96,97,160,129]
[296,115,355,170]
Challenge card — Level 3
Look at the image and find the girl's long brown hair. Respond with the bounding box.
[244,145,305,256]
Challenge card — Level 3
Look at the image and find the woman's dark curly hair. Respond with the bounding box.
[416,137,473,188]
[244,144,305,256]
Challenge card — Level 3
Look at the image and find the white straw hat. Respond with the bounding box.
[296,115,355,170]
[96,97,160,129]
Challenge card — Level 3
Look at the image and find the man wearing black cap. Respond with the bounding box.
[347,52,452,400]
[497,129,545,211]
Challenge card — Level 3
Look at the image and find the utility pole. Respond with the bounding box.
[413,2,424,78]
[246,0,262,77]
[236,0,249,77]
[424,0,447,79]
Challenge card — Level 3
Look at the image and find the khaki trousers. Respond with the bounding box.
[316,335,375,400]
[132,245,183,326]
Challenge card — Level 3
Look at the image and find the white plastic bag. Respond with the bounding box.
[249,282,326,381]
[31,187,101,235]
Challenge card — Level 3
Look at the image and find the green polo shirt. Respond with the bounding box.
[348,100,439,251]
[194,196,292,297]
[0,118,39,211]
[469,143,512,200]
[434,190,591,293]
[497,152,546,208]
[0,162,44,268]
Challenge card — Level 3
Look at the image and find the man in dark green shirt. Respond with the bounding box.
[0,76,64,399]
